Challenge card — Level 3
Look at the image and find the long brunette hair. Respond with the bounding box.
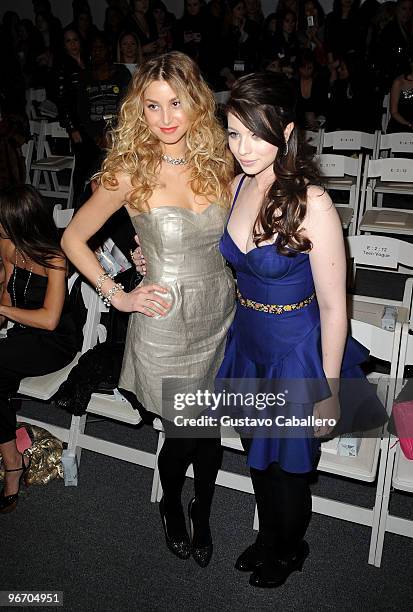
[226,72,321,254]
[0,185,64,268]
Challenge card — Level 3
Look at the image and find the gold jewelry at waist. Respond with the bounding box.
[236,288,315,314]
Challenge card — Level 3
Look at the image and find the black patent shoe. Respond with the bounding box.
[188,497,213,568]
[249,541,309,588]
[159,498,191,560]
[0,454,30,514]
[235,542,269,572]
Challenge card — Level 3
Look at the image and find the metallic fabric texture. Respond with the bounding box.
[118,205,236,418]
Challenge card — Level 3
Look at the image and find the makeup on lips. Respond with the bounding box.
[160,126,178,133]
[238,159,257,166]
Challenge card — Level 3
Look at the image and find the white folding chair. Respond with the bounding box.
[31,120,75,208]
[15,276,105,443]
[373,318,413,567]
[376,132,413,159]
[358,156,413,236]
[346,233,413,287]
[317,153,363,234]
[318,309,404,565]
[321,130,378,157]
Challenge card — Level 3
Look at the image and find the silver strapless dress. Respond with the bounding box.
[118,205,236,417]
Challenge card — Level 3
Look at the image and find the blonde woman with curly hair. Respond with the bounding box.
[62,51,235,568]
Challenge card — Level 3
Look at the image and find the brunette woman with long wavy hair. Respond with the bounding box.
[62,51,235,567]
[216,72,385,587]
[0,185,78,513]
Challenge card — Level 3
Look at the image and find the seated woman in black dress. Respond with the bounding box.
[0,185,78,513]
[295,49,328,129]
[388,53,413,132]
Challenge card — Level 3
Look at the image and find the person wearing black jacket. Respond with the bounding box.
[55,27,87,141]
[74,32,131,208]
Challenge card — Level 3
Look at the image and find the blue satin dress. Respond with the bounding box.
[217,176,386,474]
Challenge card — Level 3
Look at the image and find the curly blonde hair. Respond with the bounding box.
[98,51,234,210]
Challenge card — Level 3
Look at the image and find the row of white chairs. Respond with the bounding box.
[23,119,75,209]
[3,233,410,568]
[306,128,413,160]
[315,148,413,238]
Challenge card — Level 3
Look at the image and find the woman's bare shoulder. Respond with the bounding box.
[306,185,333,213]
[0,238,14,263]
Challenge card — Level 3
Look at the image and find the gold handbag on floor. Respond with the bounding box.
[0,423,63,485]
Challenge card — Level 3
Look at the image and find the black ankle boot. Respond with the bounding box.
[159,497,191,560]
[235,541,269,572]
[249,541,310,588]
[188,497,213,568]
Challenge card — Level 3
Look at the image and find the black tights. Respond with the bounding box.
[158,425,222,524]
[242,438,312,557]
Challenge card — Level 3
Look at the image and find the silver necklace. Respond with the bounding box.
[12,249,33,308]
[161,154,187,166]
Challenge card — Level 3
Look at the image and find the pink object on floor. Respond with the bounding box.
[16,427,32,453]
[393,400,413,460]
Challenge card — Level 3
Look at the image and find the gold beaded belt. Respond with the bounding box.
[236,288,316,314]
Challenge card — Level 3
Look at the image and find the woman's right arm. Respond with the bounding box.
[61,176,171,317]
[390,78,413,130]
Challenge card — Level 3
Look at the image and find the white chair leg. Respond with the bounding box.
[151,429,165,503]
[253,504,259,531]
[367,436,389,564]
[67,414,87,468]
[374,440,397,567]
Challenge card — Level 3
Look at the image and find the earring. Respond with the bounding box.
[284,140,289,156]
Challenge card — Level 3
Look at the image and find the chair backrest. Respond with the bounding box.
[316,153,361,178]
[25,87,46,120]
[382,93,390,133]
[43,122,70,140]
[349,318,400,366]
[53,204,75,228]
[214,91,230,105]
[349,316,401,416]
[67,273,108,353]
[346,235,413,275]
[378,132,413,157]
[29,120,44,159]
[365,157,413,183]
[322,130,377,154]
[21,140,34,183]
[32,120,71,161]
[346,235,413,314]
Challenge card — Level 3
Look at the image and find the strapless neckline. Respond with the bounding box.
[130,204,219,219]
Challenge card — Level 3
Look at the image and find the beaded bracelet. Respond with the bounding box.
[101,283,125,307]
[95,271,124,307]
[96,271,113,292]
